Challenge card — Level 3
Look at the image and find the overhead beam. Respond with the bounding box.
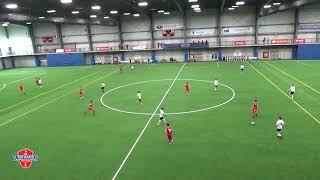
[259,0,318,16]
[27,25,37,54]
[293,8,299,39]
[86,24,93,51]
[56,24,64,49]
[220,0,226,13]
[173,0,185,15]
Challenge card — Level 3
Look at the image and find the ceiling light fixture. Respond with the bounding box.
[47,10,56,13]
[26,22,32,25]
[60,0,72,4]
[235,1,245,6]
[133,13,140,17]
[123,13,130,16]
[158,10,164,13]
[72,11,79,14]
[191,4,200,8]
[104,16,110,19]
[228,7,235,10]
[91,5,101,10]
[232,5,239,8]
[38,16,45,19]
[188,0,198,2]
[264,5,272,8]
[273,2,281,5]
[194,7,201,11]
[5,4,18,9]
[90,15,97,18]
[110,10,118,14]
[138,2,148,7]
[164,12,170,15]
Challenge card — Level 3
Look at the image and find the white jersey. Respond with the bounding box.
[137,93,142,99]
[160,109,164,118]
[214,80,219,86]
[101,83,106,88]
[276,119,285,129]
[131,66,134,70]
[289,86,296,93]
[38,79,42,85]
[240,65,245,69]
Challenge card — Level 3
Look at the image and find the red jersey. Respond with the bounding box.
[252,101,258,111]
[166,127,173,135]
[88,103,94,109]
[80,88,84,94]
[185,84,190,90]
[19,85,24,91]
[35,79,39,85]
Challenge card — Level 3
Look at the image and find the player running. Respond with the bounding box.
[165,123,174,144]
[185,82,190,95]
[120,66,123,73]
[84,100,95,115]
[251,98,259,125]
[101,82,106,93]
[35,78,39,87]
[288,84,296,100]
[213,79,219,91]
[137,91,142,104]
[157,107,166,125]
[79,86,84,98]
[18,84,25,95]
[131,65,134,71]
[240,64,245,72]
[38,78,43,88]
[276,116,285,138]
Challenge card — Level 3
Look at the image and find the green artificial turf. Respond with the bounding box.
[0,61,319,180]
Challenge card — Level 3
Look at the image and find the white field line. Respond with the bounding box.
[100,79,235,115]
[111,63,185,180]
[5,74,42,85]
[0,84,6,91]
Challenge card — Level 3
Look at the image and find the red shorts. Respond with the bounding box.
[253,109,257,113]
[167,134,172,141]
[19,88,24,91]
[186,89,190,92]
[88,107,94,111]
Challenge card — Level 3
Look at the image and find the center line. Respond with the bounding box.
[111,63,185,180]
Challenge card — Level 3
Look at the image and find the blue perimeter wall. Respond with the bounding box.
[297,44,320,60]
[46,53,84,67]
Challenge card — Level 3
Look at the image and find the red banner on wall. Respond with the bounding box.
[96,47,109,52]
[234,41,246,46]
[64,48,76,52]
[271,39,288,44]
[294,39,305,44]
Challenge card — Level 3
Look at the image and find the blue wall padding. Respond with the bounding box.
[253,47,258,60]
[151,53,157,64]
[292,47,298,60]
[46,53,84,67]
[218,48,222,61]
[297,44,320,60]
[184,51,188,63]
[121,53,125,61]
[35,57,41,67]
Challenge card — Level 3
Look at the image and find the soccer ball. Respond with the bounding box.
[251,121,255,125]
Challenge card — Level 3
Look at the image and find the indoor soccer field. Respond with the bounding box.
[0,61,319,180]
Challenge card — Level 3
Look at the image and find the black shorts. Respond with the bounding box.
[290,91,295,95]
[138,98,141,102]
[277,129,282,132]
[160,117,164,120]
[101,87,105,90]
[241,68,244,71]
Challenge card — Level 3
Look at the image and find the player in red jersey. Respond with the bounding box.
[165,123,174,144]
[18,84,25,95]
[84,100,95,115]
[251,98,259,125]
[79,86,84,98]
[185,82,190,95]
[35,78,39,87]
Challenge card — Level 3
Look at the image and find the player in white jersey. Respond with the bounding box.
[276,116,285,138]
[213,79,219,91]
[101,82,106,93]
[137,91,142,104]
[288,84,296,100]
[240,64,245,72]
[38,78,43,88]
[131,65,134,71]
[157,107,166,125]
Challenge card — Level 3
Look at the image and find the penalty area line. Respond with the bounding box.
[111,63,185,180]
